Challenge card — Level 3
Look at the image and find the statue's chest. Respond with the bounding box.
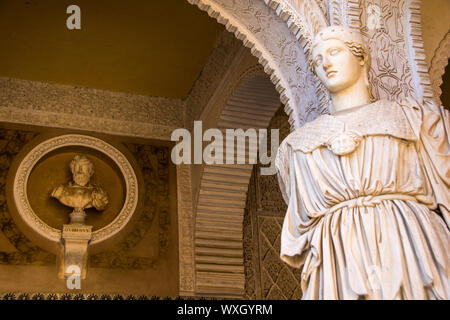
[286,100,417,155]
[61,186,94,207]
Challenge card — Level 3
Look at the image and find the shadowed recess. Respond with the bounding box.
[0,0,224,98]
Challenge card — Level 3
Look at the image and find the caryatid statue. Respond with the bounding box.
[275,26,449,299]
[51,154,109,224]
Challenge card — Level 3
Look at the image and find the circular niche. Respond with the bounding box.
[12,134,139,251]
[27,146,126,231]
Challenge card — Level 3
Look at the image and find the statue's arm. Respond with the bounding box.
[275,140,291,205]
[51,184,64,199]
[275,140,312,268]
[92,186,109,211]
[401,98,450,227]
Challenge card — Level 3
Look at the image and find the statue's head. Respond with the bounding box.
[311,26,371,94]
[69,155,94,186]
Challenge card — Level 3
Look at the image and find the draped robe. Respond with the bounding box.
[275,98,450,299]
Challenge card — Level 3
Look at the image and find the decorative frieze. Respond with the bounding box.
[0,77,185,140]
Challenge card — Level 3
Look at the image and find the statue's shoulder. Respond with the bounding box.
[346,99,417,141]
[284,114,344,153]
[51,183,67,198]
[284,99,418,153]
[91,184,106,194]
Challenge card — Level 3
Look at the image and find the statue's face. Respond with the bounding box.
[72,161,92,186]
[312,38,364,93]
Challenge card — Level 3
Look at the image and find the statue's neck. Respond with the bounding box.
[69,181,92,188]
[330,76,371,114]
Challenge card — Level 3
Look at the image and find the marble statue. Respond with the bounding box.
[51,154,109,224]
[275,26,450,299]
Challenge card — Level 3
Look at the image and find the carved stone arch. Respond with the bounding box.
[193,74,281,297]
[429,31,450,104]
[186,0,330,298]
[187,0,330,129]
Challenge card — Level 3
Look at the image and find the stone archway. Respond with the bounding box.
[187,0,329,129]
[183,0,326,297]
[194,75,282,297]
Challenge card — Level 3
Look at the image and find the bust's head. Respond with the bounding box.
[69,155,94,186]
[311,26,370,94]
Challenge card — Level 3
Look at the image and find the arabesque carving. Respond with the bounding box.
[0,128,55,266]
[188,0,326,129]
[91,143,171,269]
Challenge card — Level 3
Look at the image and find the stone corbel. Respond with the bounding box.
[58,224,92,280]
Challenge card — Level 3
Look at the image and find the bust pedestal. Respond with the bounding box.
[58,223,92,280]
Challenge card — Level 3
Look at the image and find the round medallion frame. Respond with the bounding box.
[13,134,138,246]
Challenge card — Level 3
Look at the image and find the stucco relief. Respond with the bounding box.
[0,129,55,266]
[91,143,171,270]
[0,78,184,140]
[225,0,437,118]
[352,0,415,100]
[343,0,434,102]
[314,0,329,21]
[265,0,328,47]
[189,0,326,129]
[0,292,198,300]
[177,164,195,295]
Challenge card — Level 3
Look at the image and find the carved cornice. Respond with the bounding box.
[429,31,450,104]
[1,133,170,270]
[0,77,184,140]
[13,134,138,250]
[315,0,329,22]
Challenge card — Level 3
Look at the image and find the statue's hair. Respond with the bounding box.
[70,155,94,175]
[309,26,371,77]
[309,40,371,77]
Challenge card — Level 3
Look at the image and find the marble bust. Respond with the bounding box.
[51,154,109,224]
[276,26,449,299]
